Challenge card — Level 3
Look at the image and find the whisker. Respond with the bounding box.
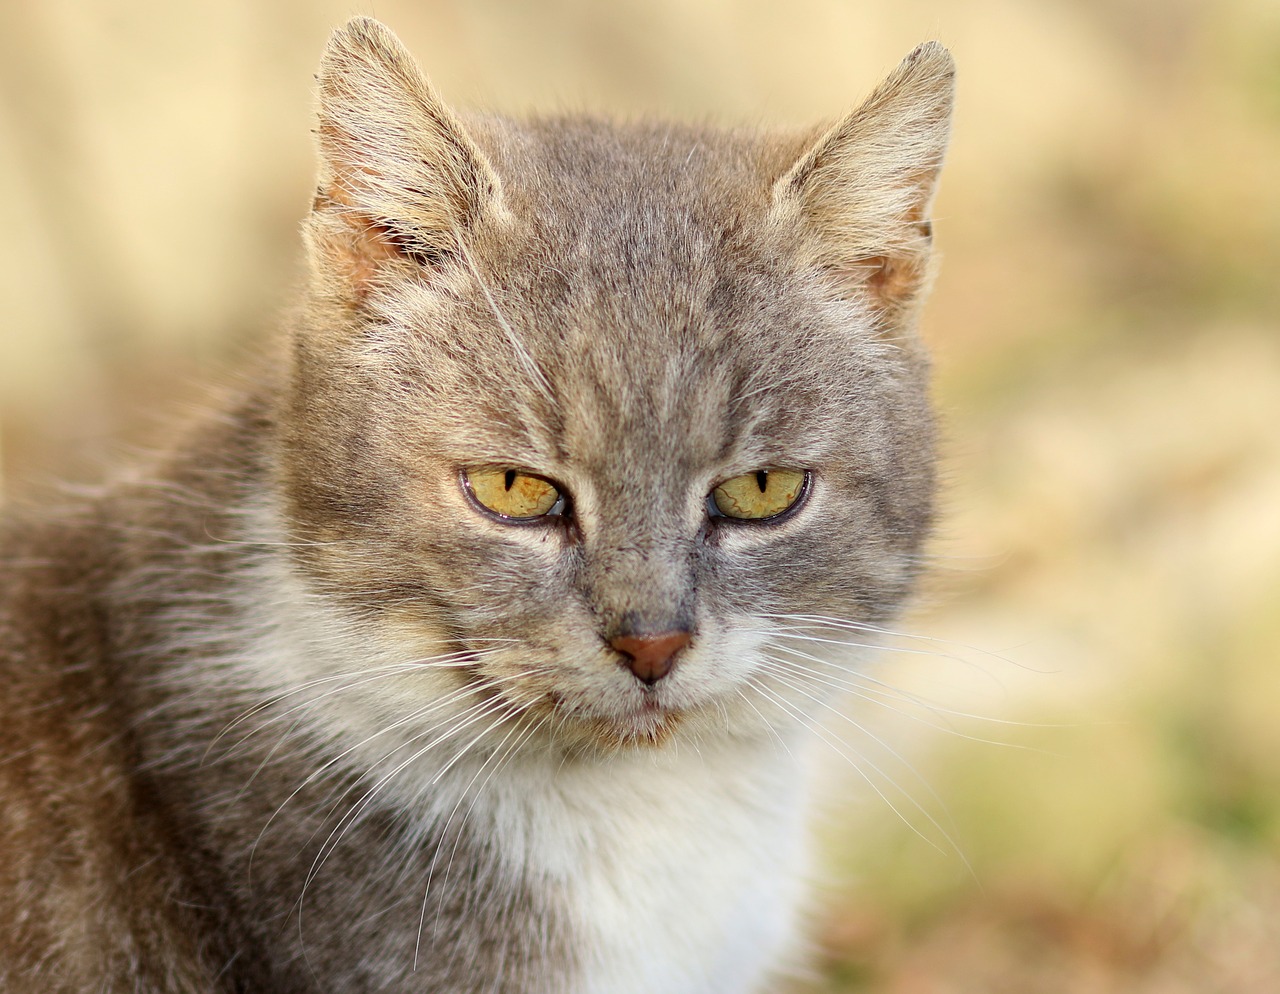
[295,691,524,937]
[760,612,1032,673]
[733,687,796,761]
[209,648,510,757]
[764,627,973,666]
[748,678,971,876]
[755,661,961,828]
[415,705,547,967]
[299,674,546,892]
[760,640,1046,742]
[456,237,557,410]
[249,668,551,877]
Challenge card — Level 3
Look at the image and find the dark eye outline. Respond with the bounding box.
[706,469,812,525]
[459,467,571,525]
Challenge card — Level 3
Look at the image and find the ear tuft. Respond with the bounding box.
[775,42,955,319]
[310,18,503,298]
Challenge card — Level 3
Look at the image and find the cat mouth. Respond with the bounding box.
[543,689,683,749]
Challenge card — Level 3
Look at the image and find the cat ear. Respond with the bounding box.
[309,17,505,296]
[773,42,955,318]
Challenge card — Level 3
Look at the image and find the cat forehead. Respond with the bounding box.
[471,115,798,217]
[467,115,810,295]
[451,118,843,380]
[361,117,909,468]
[387,267,886,480]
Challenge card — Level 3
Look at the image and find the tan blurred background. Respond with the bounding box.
[3,0,1279,990]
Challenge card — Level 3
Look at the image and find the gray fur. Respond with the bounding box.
[0,17,953,993]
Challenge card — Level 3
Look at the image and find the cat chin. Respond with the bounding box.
[522,688,680,753]
[582,716,682,753]
[522,678,777,756]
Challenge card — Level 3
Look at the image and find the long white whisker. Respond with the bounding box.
[761,638,1054,736]
[256,690,490,878]
[764,627,963,663]
[414,704,546,968]
[761,612,1032,673]
[296,690,526,934]
[733,687,795,761]
[209,648,510,757]
[457,237,557,409]
[756,662,959,829]
[251,668,551,877]
[305,672,546,872]
[748,678,971,876]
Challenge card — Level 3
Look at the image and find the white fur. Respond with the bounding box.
[539,743,811,994]
[199,497,815,993]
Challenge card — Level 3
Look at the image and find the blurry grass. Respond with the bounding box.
[3,0,1280,990]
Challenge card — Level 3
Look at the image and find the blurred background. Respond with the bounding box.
[2,0,1278,989]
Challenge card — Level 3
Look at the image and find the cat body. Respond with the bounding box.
[0,19,953,993]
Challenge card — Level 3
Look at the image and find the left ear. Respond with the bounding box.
[773,42,955,318]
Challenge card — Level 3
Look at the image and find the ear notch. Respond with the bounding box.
[774,42,955,320]
[310,18,505,298]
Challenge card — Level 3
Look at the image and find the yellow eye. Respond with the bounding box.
[711,469,808,521]
[464,468,564,520]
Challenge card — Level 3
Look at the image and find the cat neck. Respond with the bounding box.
[102,452,813,992]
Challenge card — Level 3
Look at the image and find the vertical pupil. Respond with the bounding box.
[504,470,516,491]
[755,470,768,493]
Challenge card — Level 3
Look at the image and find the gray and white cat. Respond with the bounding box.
[0,17,953,994]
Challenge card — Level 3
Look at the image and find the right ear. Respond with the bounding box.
[308,17,505,299]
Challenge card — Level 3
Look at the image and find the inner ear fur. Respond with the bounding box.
[308,17,505,299]
[773,41,955,319]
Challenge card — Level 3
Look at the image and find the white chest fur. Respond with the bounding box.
[468,738,812,994]
[222,527,813,991]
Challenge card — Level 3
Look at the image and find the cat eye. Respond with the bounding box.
[709,469,809,522]
[463,467,567,521]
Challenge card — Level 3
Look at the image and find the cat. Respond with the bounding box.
[0,16,953,994]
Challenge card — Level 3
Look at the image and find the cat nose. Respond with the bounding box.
[610,630,691,686]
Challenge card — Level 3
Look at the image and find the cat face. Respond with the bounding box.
[277,20,951,755]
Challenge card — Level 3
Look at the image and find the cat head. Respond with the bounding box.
[278,18,953,754]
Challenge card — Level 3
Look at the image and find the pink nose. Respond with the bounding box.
[610,631,691,685]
